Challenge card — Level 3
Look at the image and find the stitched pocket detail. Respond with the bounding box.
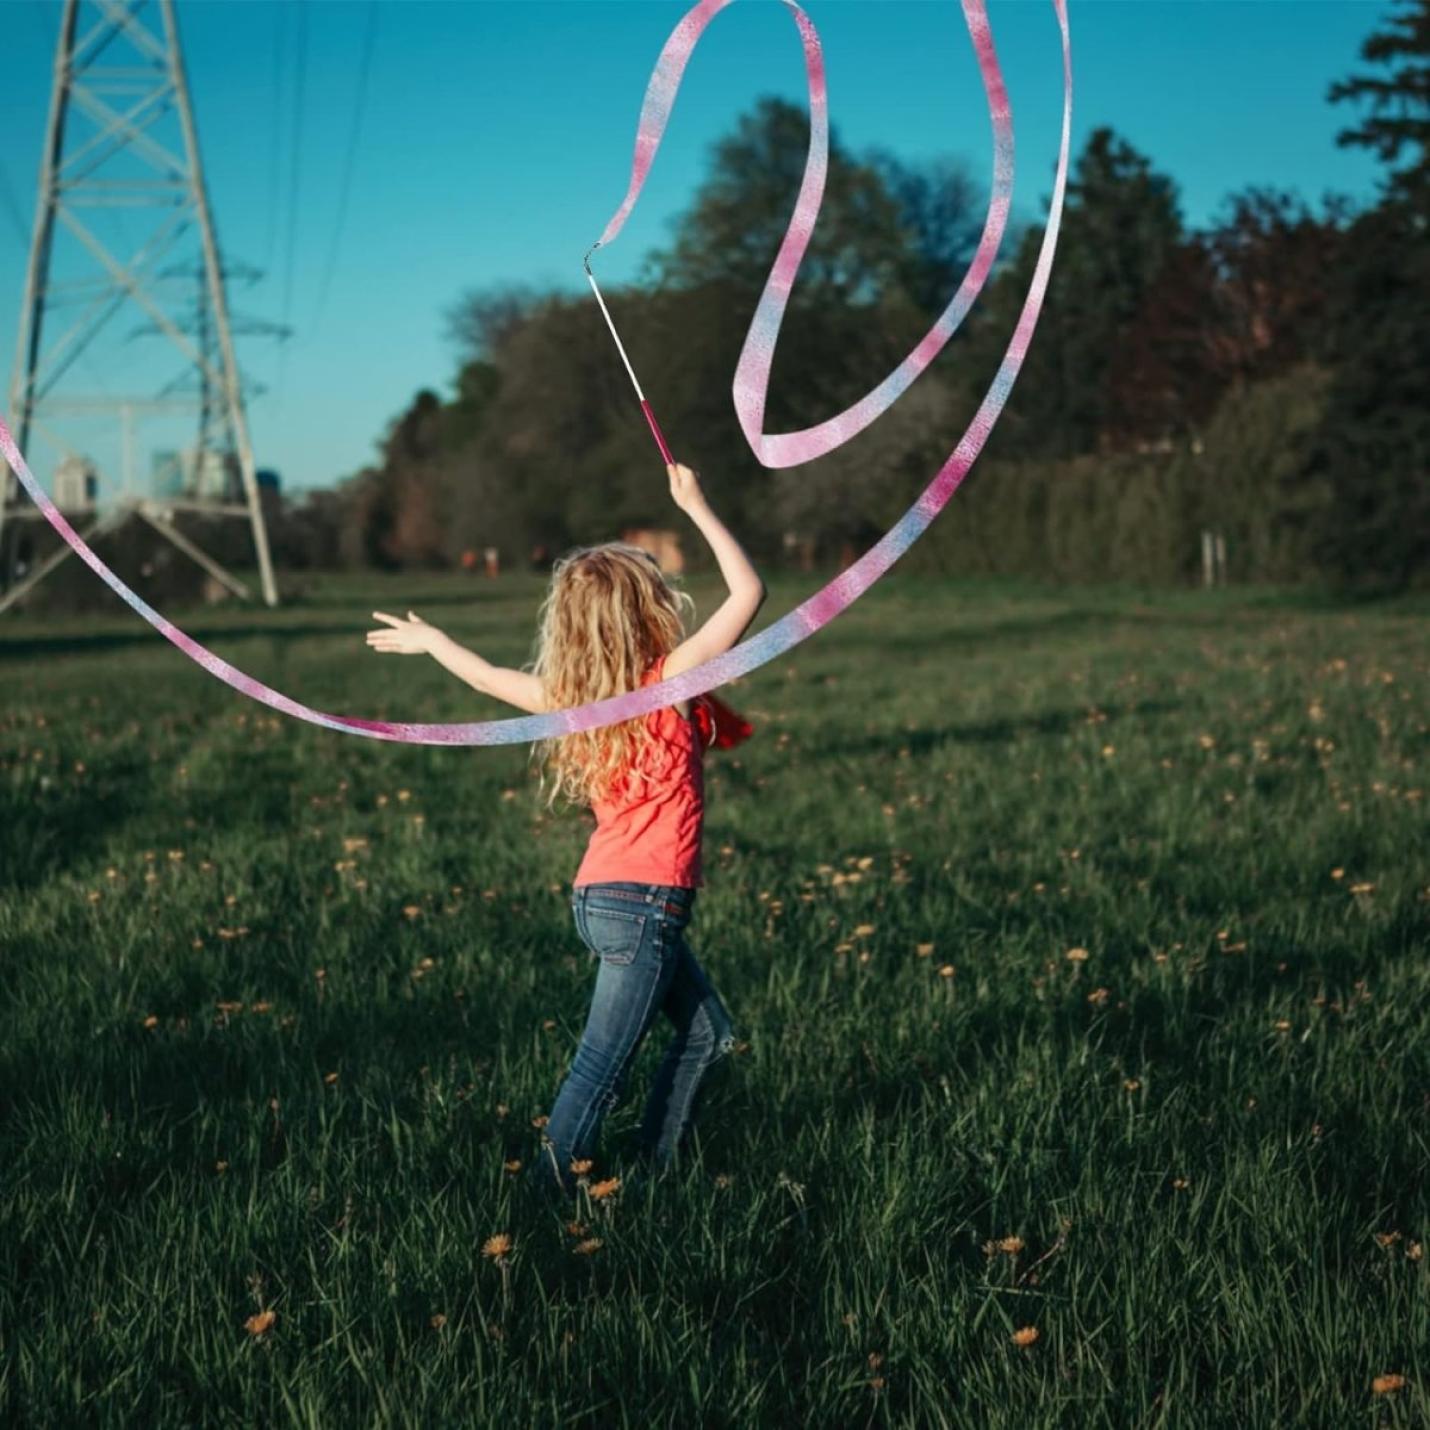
[580,905,647,966]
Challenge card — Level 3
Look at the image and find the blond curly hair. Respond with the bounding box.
[529,542,696,807]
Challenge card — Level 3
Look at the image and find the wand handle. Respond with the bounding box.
[640,400,675,465]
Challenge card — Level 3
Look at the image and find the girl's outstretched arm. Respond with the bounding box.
[663,463,766,681]
[366,611,547,713]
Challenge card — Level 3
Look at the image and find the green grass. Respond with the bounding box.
[1,570,1427,1427]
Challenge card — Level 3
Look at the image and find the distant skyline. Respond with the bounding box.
[0,0,1398,497]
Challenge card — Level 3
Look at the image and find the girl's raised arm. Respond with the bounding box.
[366,611,547,714]
[662,464,766,681]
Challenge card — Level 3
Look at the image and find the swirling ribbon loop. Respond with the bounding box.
[0,0,1071,745]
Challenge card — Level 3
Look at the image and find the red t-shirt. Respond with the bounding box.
[573,654,714,889]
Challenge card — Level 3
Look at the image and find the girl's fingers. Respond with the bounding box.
[372,611,402,628]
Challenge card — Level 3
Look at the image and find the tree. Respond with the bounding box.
[960,127,1184,461]
[643,96,909,309]
[1308,0,1430,588]
[1328,0,1430,216]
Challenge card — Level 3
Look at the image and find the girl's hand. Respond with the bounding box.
[667,462,707,514]
[366,610,442,656]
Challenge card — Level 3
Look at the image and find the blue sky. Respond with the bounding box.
[0,0,1397,497]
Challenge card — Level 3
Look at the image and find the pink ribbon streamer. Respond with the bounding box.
[0,0,1071,745]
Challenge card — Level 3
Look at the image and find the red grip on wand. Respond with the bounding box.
[640,399,675,465]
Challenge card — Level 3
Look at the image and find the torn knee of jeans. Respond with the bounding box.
[714,1027,736,1059]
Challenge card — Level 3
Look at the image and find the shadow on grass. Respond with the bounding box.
[810,698,1184,761]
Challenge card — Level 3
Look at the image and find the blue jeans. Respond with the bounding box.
[535,882,735,1199]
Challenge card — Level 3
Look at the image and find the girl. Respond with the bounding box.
[366,462,764,1201]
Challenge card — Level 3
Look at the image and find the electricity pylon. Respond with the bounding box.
[1,0,281,613]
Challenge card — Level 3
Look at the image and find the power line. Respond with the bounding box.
[275,0,308,406]
[309,1,379,340]
[262,0,287,274]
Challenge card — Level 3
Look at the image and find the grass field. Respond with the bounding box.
[1,569,1427,1427]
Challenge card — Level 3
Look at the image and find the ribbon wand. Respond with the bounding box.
[583,242,676,465]
[583,242,753,749]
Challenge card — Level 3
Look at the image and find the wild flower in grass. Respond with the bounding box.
[481,1233,512,1260]
[852,924,876,938]
[402,905,422,921]
[1330,868,1345,880]
[1172,1177,1190,1191]
[938,964,955,979]
[251,1002,273,1015]
[1123,1078,1140,1093]
[245,1310,276,1337]
[572,1238,603,1255]
[1274,1020,1291,1032]
[87,890,102,904]
[569,1158,593,1176]
[531,1114,549,1128]
[714,1174,733,1190]
[1087,987,1112,1008]
[566,1221,588,1238]
[1375,1232,1402,1248]
[142,1015,158,1029]
[589,1177,621,1201]
[503,1159,522,1174]
[323,1072,338,1086]
[1349,882,1375,896]
[915,943,935,957]
[495,1103,510,1119]
[1010,1326,1038,1347]
[1407,1242,1423,1262]
[998,1237,1025,1255]
[216,1000,243,1016]
[1065,947,1089,963]
[1372,1375,1405,1394]
[542,1019,557,1032]
[429,1313,447,1330]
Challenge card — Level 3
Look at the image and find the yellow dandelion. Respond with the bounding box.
[997,1236,1025,1255]
[142,1015,159,1029]
[852,924,876,938]
[569,1158,593,1175]
[1372,1374,1405,1395]
[938,964,955,978]
[1123,1078,1141,1092]
[1406,1242,1423,1262]
[531,1114,549,1128]
[565,1220,587,1237]
[572,1237,603,1255]
[481,1233,512,1259]
[1010,1326,1039,1347]
[323,1071,338,1085]
[244,1309,276,1337]
[1375,1232,1402,1248]
[215,1160,229,1174]
[915,942,934,957]
[1172,1176,1190,1190]
[503,1159,522,1174]
[1065,947,1089,962]
[589,1177,621,1200]
[402,904,422,920]
[429,1313,447,1330]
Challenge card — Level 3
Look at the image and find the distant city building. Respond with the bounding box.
[152,449,184,499]
[146,447,241,502]
[53,456,98,510]
[256,469,281,494]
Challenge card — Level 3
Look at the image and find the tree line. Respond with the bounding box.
[273,0,1428,591]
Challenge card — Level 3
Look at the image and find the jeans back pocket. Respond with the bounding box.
[577,903,647,966]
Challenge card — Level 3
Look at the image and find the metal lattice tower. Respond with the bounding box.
[1,0,282,611]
